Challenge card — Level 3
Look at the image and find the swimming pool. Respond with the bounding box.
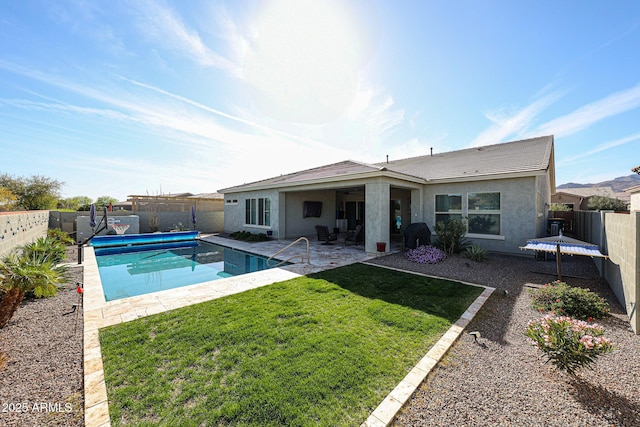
[95,240,284,301]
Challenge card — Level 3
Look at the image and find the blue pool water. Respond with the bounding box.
[95,240,282,301]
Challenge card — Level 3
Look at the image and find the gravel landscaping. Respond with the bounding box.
[368,251,640,427]
[1,245,638,426]
[0,248,84,427]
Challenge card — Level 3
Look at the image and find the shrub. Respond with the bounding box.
[22,236,68,265]
[0,251,69,328]
[230,231,270,242]
[434,219,470,255]
[464,245,487,262]
[525,315,614,376]
[47,228,74,245]
[529,281,610,319]
[405,245,446,264]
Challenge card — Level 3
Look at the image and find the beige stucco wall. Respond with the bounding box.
[603,212,640,333]
[0,211,50,257]
[421,176,544,254]
[630,188,640,212]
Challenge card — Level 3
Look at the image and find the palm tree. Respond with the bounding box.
[0,249,69,329]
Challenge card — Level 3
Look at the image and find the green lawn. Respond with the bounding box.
[99,263,484,426]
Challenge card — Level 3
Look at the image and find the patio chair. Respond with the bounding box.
[315,225,337,245]
[345,224,364,246]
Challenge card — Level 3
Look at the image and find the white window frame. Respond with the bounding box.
[245,197,270,226]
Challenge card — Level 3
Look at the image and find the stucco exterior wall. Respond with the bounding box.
[630,188,640,212]
[421,176,541,254]
[0,211,49,257]
[536,173,552,237]
[284,190,336,239]
[223,189,280,237]
[366,180,390,254]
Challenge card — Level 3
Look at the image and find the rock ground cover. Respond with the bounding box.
[1,246,639,426]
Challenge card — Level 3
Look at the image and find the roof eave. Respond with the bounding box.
[219,170,425,194]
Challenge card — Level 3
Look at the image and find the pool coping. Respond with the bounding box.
[82,246,494,427]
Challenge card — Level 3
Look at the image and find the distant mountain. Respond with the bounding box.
[557,174,640,194]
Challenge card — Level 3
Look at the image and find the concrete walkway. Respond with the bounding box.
[82,235,493,427]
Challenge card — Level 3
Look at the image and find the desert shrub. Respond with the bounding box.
[464,245,487,262]
[405,245,446,264]
[47,228,74,245]
[525,315,614,376]
[434,219,470,255]
[22,236,67,265]
[529,281,610,319]
[0,251,69,328]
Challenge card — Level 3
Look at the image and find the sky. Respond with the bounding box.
[1,0,639,202]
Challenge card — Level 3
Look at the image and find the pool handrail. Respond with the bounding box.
[267,237,310,267]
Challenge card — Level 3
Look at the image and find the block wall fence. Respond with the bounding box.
[575,210,640,334]
[0,211,50,257]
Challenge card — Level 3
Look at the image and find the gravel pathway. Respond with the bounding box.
[1,247,638,426]
[368,251,640,427]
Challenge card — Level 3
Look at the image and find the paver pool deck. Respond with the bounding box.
[82,235,494,427]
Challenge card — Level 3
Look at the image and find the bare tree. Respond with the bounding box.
[144,190,161,232]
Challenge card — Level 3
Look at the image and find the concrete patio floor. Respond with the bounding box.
[81,234,492,427]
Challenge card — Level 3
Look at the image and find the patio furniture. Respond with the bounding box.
[315,225,337,245]
[345,225,364,246]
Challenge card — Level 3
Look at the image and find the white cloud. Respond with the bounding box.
[469,92,561,147]
[132,0,240,76]
[557,132,640,166]
[538,84,640,137]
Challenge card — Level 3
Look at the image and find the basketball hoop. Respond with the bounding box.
[110,223,130,235]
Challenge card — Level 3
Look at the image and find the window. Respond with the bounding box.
[435,194,462,225]
[467,192,500,235]
[225,198,238,205]
[245,198,270,226]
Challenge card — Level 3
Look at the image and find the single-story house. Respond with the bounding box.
[551,186,619,211]
[627,185,640,211]
[218,135,555,255]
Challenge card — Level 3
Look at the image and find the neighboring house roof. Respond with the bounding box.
[625,185,640,194]
[219,135,555,193]
[557,187,617,199]
[127,193,223,200]
[187,193,224,200]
